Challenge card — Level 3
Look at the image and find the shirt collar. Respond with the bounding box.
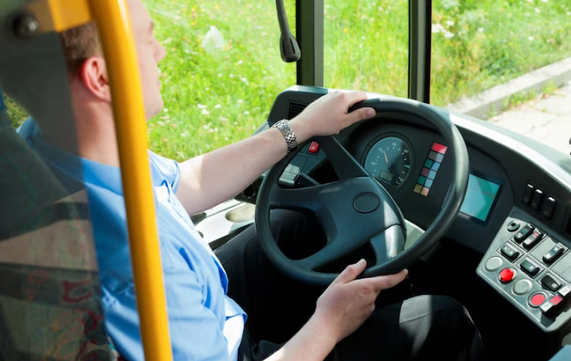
[30,129,124,195]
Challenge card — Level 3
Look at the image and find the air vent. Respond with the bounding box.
[288,101,307,119]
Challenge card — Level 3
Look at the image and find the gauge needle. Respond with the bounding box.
[384,151,389,164]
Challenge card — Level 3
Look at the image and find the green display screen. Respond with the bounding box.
[460,174,501,222]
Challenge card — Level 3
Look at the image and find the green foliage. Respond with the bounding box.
[4,0,571,161]
[2,92,28,128]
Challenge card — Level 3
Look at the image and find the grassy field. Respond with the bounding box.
[4,0,571,161]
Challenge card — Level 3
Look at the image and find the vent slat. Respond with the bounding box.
[288,101,307,119]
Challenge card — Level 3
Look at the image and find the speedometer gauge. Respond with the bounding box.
[364,136,412,188]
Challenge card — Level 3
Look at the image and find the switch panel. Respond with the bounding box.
[478,215,571,332]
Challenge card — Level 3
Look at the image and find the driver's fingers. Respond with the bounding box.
[333,259,367,285]
[347,106,376,126]
[338,90,369,108]
[366,269,409,293]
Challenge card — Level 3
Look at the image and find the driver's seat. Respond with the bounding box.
[0,92,122,360]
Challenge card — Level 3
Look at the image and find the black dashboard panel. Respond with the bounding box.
[265,86,571,246]
[349,123,514,255]
[262,85,571,333]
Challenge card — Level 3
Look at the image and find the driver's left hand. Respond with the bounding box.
[288,91,376,143]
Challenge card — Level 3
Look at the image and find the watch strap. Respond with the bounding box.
[272,119,298,153]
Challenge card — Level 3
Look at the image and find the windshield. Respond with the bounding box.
[144,0,297,160]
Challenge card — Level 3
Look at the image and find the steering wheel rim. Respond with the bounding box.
[255,97,470,286]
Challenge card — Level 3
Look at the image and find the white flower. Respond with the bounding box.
[214,104,221,109]
[237,60,243,65]
[203,125,209,130]
[244,111,250,115]
[567,11,571,15]
[237,99,244,104]
[202,109,210,115]
[478,27,484,33]
[446,20,455,26]
[181,132,189,138]
[229,74,234,78]
[528,36,534,41]
[219,117,229,122]
[444,32,455,38]
[540,0,548,3]
[240,77,249,84]
[218,73,223,77]
[535,7,540,13]
[197,104,207,109]
[432,23,445,33]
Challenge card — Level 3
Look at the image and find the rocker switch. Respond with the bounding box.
[542,197,556,219]
[543,245,564,265]
[531,189,544,210]
[514,224,534,243]
[523,184,534,205]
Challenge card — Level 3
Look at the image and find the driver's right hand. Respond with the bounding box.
[313,260,408,343]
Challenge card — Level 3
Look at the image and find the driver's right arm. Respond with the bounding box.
[265,260,408,361]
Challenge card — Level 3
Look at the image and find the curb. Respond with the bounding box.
[447,56,571,119]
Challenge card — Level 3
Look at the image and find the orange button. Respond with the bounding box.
[530,293,546,307]
[308,141,320,154]
[499,268,515,283]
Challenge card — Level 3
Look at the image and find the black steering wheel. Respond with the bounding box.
[255,97,470,286]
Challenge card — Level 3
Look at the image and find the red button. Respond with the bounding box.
[550,295,563,306]
[530,293,546,307]
[431,142,448,154]
[308,141,320,154]
[499,268,515,283]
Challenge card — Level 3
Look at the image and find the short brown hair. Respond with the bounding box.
[60,23,100,74]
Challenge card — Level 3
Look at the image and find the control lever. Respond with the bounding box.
[294,173,320,187]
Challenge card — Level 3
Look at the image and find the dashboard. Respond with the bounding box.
[254,86,571,335]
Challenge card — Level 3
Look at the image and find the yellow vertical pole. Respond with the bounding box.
[87,0,173,360]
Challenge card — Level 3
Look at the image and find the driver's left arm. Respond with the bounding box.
[176,91,375,216]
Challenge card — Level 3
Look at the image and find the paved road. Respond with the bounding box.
[489,84,571,156]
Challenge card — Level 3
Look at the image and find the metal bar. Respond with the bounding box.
[296,0,324,86]
[88,0,173,360]
[408,0,432,103]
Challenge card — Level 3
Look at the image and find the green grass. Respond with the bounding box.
[4,0,571,161]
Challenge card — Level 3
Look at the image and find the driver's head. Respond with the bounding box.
[61,0,166,121]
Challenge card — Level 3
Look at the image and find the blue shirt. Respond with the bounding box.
[19,120,246,361]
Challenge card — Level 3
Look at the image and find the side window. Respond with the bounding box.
[431,0,571,108]
[323,0,409,98]
[144,0,297,160]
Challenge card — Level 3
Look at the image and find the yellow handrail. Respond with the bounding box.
[88,0,173,360]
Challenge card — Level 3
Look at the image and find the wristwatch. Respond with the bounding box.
[272,119,298,153]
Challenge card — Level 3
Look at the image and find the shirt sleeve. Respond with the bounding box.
[103,267,231,361]
[147,151,182,193]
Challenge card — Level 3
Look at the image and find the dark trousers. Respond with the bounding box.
[214,211,488,361]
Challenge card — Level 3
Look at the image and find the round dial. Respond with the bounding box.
[364,136,412,188]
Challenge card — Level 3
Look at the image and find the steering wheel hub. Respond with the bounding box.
[353,193,380,214]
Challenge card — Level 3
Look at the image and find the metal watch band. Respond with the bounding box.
[272,119,298,153]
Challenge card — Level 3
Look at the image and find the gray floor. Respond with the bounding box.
[489,84,571,156]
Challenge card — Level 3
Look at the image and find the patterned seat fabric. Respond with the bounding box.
[0,92,121,361]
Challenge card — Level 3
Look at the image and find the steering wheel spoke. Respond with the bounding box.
[314,136,369,180]
[370,225,406,267]
[295,235,356,271]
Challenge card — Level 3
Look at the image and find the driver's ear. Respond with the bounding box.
[77,56,111,102]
